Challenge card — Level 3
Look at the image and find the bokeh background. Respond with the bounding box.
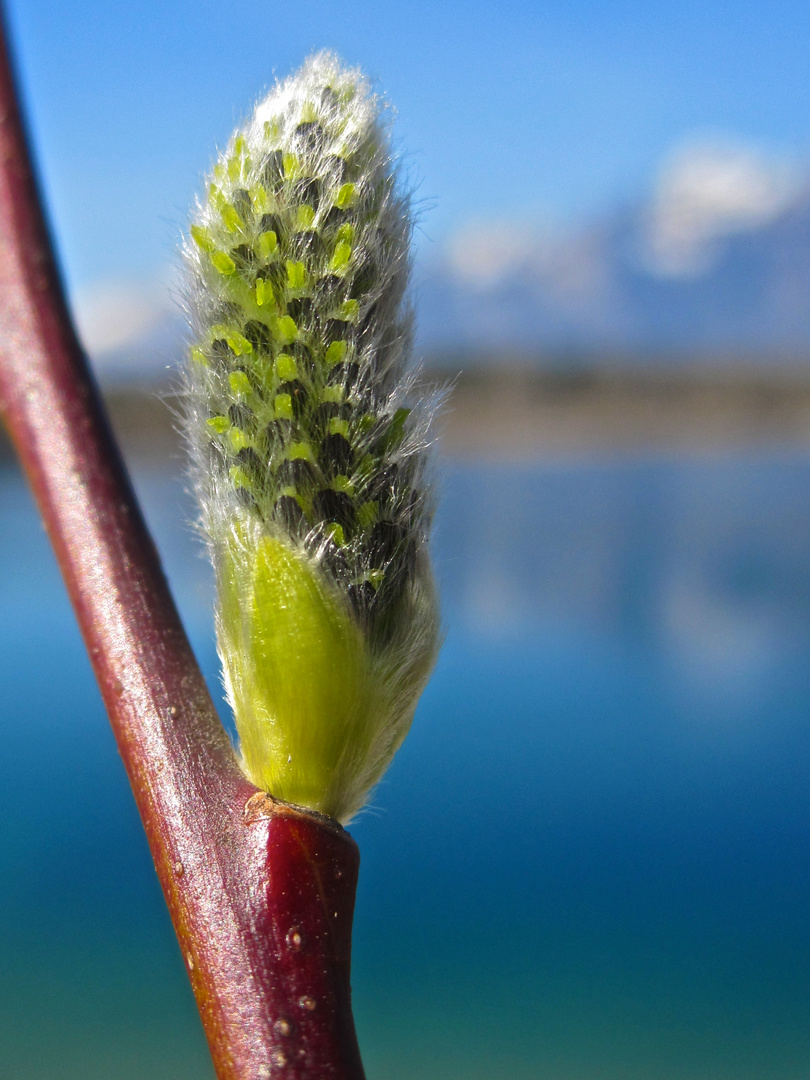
[2,2,810,1077]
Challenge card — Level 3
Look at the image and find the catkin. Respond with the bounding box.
[183,53,439,821]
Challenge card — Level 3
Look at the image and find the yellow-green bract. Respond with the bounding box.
[183,53,440,822]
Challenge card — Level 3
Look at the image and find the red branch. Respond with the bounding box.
[0,14,365,1080]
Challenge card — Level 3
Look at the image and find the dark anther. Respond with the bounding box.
[211,338,235,359]
[320,432,354,476]
[313,401,351,429]
[294,178,322,209]
[324,318,351,342]
[274,494,308,535]
[318,533,349,578]
[236,486,259,512]
[323,154,348,183]
[291,230,326,261]
[264,418,293,444]
[243,319,272,351]
[311,488,355,532]
[396,536,417,583]
[261,150,285,191]
[359,302,380,338]
[350,262,377,298]
[278,380,308,417]
[313,400,339,424]
[236,446,263,480]
[371,528,416,609]
[286,341,315,377]
[320,87,339,110]
[364,463,401,505]
[289,340,312,361]
[315,274,345,302]
[228,403,255,429]
[368,519,405,566]
[259,213,284,238]
[294,122,324,153]
[231,243,255,270]
[348,580,376,618]
[322,206,348,231]
[327,362,360,389]
[261,262,287,297]
[277,457,318,489]
[233,188,252,219]
[287,297,314,325]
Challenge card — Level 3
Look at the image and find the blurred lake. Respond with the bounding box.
[2,447,810,1079]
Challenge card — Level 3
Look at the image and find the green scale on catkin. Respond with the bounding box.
[185,54,439,822]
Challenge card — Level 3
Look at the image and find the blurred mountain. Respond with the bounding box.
[417,139,810,367]
[72,277,187,386]
[76,138,810,385]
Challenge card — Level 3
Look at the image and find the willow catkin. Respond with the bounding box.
[183,53,440,822]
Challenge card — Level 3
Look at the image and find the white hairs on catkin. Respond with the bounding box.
[182,53,440,821]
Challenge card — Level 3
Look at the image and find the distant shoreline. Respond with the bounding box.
[437,365,810,459]
[4,364,810,466]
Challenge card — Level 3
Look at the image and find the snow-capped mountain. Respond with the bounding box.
[416,140,810,366]
[76,138,810,384]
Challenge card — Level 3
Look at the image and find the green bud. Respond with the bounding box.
[184,53,440,822]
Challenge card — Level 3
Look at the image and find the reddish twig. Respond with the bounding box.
[0,13,365,1080]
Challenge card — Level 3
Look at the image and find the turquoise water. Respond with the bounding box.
[2,452,810,1078]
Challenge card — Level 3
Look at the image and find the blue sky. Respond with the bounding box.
[6,0,810,299]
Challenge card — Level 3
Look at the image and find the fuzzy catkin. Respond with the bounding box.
[183,53,439,822]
